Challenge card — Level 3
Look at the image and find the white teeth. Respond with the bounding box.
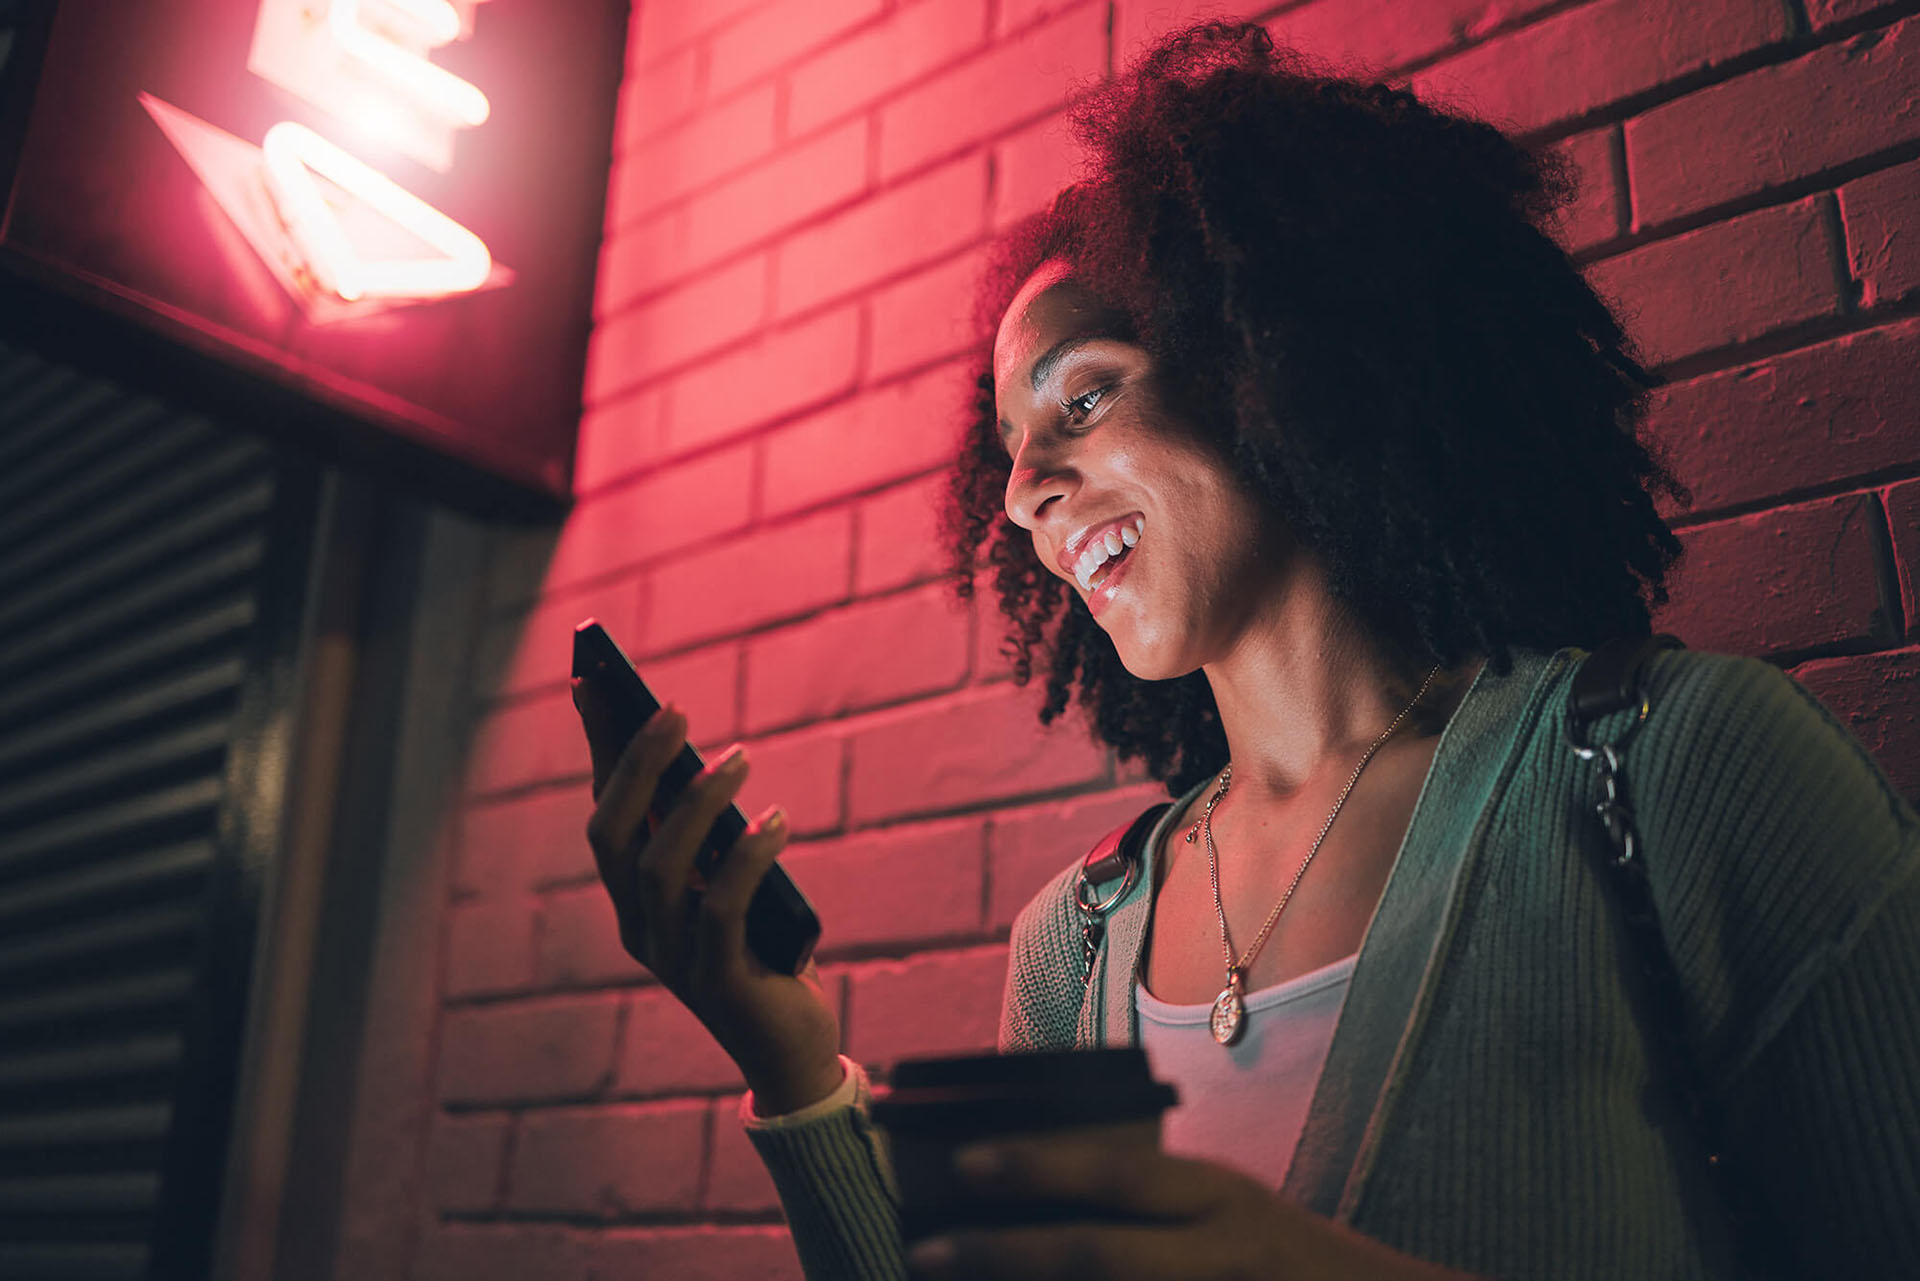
[1073,517,1145,591]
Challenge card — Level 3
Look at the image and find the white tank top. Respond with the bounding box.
[1133,951,1357,1190]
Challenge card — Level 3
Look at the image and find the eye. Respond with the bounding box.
[1062,384,1110,424]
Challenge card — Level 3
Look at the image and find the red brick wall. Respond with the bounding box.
[410,1,1920,1275]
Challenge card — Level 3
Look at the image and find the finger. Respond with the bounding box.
[910,1220,1205,1281]
[952,1137,1241,1224]
[695,804,787,972]
[585,704,684,911]
[636,743,750,951]
[592,701,684,854]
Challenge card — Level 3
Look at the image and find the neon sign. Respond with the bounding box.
[142,0,504,319]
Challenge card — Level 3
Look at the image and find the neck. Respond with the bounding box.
[1199,561,1481,810]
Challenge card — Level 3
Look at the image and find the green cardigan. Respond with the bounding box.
[743,645,1920,1279]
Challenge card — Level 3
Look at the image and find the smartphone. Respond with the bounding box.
[572,619,821,976]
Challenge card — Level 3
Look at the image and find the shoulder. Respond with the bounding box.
[1565,644,1920,1075]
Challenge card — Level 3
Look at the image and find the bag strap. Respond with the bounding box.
[1074,801,1171,978]
[1569,634,1792,1279]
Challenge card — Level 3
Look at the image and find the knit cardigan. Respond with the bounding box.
[741,645,1920,1279]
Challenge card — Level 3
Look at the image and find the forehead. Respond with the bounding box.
[991,262,1124,388]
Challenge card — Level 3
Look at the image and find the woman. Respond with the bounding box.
[573,22,1920,1280]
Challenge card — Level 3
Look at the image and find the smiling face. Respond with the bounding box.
[994,260,1298,680]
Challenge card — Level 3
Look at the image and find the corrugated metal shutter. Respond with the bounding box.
[0,339,319,1281]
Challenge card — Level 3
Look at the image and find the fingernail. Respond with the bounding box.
[719,746,748,773]
[764,806,786,831]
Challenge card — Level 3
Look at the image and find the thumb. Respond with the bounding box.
[571,678,621,799]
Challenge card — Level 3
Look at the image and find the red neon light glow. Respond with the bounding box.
[262,120,492,301]
[327,0,490,128]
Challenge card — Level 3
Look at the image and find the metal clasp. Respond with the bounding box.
[1074,856,1139,974]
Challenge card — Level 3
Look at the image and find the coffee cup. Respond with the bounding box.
[868,1046,1179,1246]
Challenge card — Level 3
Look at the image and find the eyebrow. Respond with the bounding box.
[1029,335,1099,392]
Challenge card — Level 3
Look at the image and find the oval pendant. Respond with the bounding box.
[1209,985,1244,1045]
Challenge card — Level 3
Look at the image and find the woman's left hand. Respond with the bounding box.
[905,1134,1484,1281]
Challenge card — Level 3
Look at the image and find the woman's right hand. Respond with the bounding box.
[574,680,846,1116]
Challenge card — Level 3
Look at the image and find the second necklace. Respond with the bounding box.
[1194,662,1445,1047]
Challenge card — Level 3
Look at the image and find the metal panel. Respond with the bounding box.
[0,338,320,1281]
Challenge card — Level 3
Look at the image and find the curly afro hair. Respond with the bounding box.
[935,20,1691,799]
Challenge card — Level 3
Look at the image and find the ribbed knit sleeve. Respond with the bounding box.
[1622,651,1920,1081]
[1726,855,1920,1275]
[999,858,1090,1054]
[741,1055,907,1281]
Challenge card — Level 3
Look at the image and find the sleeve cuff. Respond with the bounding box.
[739,1054,861,1130]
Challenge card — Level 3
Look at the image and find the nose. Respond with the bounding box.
[1004,454,1072,533]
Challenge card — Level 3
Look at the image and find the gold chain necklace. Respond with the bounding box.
[1195,663,1444,1046]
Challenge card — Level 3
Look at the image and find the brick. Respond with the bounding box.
[630,641,743,738]
[855,472,960,597]
[608,86,779,231]
[470,692,585,796]
[1266,0,1562,76]
[988,785,1171,931]
[414,1224,589,1281]
[472,579,642,702]
[762,360,975,518]
[457,786,597,897]
[642,507,854,652]
[663,305,864,454]
[1840,157,1920,311]
[743,584,970,733]
[877,5,1108,181]
[534,885,644,990]
[1643,317,1920,517]
[422,1112,510,1213]
[1625,18,1920,230]
[709,0,886,97]
[867,247,994,381]
[1409,0,1790,136]
[1115,0,1271,70]
[1809,0,1901,28]
[507,1100,707,1215]
[846,681,1108,825]
[575,385,670,492]
[596,208,689,314]
[438,995,621,1105]
[705,1099,782,1212]
[586,253,769,398]
[1886,481,1920,642]
[547,442,756,591]
[1583,196,1839,368]
[684,121,871,275]
[774,158,989,319]
[615,986,748,1095]
[1789,647,1920,805]
[614,45,700,154]
[779,816,986,955]
[727,720,847,838]
[630,0,765,64]
[592,1227,803,1281]
[846,945,1007,1063]
[1652,492,1896,659]
[1549,126,1620,254]
[789,0,991,137]
[991,111,1083,230]
[446,898,536,998]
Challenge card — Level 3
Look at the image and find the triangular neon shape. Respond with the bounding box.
[261,120,490,302]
